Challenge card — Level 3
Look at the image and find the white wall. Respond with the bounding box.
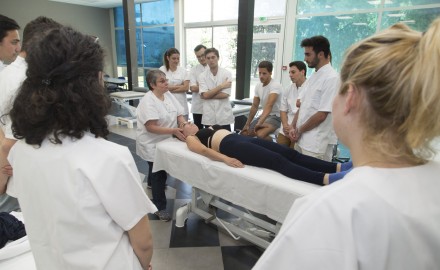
[1,0,115,75]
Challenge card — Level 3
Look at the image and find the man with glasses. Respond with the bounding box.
[189,44,209,129]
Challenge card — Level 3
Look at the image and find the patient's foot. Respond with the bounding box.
[328,169,352,184]
[340,161,353,171]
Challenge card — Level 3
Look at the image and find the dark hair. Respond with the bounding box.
[22,16,62,52]
[194,44,207,52]
[163,47,180,70]
[300,35,331,58]
[258,61,273,73]
[10,26,110,146]
[204,47,219,58]
[289,61,307,76]
[146,69,166,90]
[0,14,20,42]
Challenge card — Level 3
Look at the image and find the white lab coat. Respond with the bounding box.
[279,83,302,136]
[189,63,209,114]
[253,162,440,270]
[297,64,340,154]
[0,55,26,139]
[254,79,282,117]
[136,91,183,161]
[199,67,234,126]
[8,133,157,270]
[159,66,190,115]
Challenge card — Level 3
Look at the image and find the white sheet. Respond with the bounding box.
[153,138,320,222]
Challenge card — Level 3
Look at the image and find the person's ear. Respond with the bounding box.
[344,84,361,114]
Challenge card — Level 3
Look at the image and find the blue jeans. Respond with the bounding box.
[147,161,167,211]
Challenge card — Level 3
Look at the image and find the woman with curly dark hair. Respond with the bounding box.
[7,26,156,270]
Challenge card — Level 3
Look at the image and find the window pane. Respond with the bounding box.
[213,26,238,71]
[297,0,378,14]
[136,28,142,67]
[255,0,286,17]
[115,29,126,66]
[253,24,281,34]
[142,0,174,26]
[184,0,212,23]
[381,8,440,32]
[185,28,212,69]
[386,0,440,7]
[114,7,124,28]
[142,26,175,68]
[135,4,141,27]
[294,13,378,74]
[213,0,239,21]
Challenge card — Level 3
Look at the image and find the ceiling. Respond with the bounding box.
[49,0,158,9]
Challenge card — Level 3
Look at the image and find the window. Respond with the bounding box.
[294,0,440,75]
[113,0,175,86]
[183,0,286,98]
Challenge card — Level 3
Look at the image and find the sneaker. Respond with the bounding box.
[155,210,171,222]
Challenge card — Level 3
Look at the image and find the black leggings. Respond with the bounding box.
[219,134,337,186]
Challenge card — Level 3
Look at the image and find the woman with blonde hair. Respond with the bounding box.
[253,18,440,270]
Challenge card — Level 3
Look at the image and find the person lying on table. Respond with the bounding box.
[181,123,352,185]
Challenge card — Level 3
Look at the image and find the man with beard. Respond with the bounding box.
[289,36,339,161]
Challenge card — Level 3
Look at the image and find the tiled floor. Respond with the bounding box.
[108,124,263,270]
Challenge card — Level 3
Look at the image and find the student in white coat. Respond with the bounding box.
[7,26,156,270]
[0,16,62,214]
[289,35,340,161]
[253,19,440,270]
[159,48,190,120]
[189,44,209,129]
[276,61,306,148]
[0,14,21,72]
[136,69,186,222]
[199,47,234,131]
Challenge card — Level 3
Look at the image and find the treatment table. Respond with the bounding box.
[153,138,320,248]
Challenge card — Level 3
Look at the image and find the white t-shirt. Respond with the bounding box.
[254,79,282,117]
[8,132,157,270]
[189,63,209,114]
[279,83,302,136]
[297,64,340,154]
[159,66,190,115]
[199,67,234,126]
[254,161,440,270]
[0,55,27,139]
[0,60,6,72]
[136,91,184,161]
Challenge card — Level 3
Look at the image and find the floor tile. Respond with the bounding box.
[151,247,224,270]
[221,246,263,270]
[169,217,220,248]
[149,220,173,249]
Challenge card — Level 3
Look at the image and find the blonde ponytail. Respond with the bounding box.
[405,18,440,154]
